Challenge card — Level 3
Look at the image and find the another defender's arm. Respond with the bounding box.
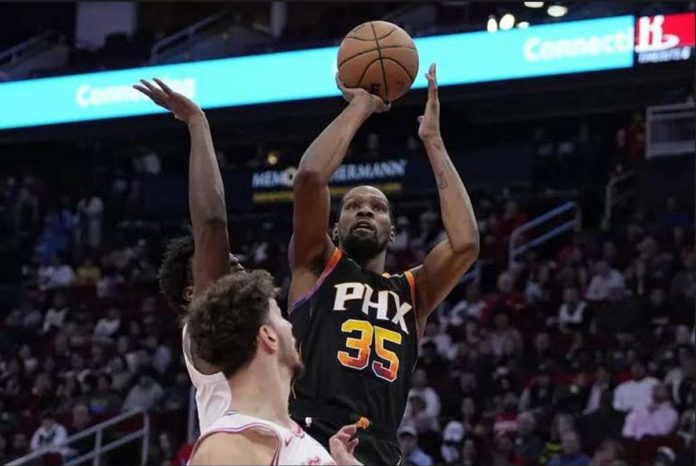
[134,79,230,297]
[186,110,230,297]
[190,431,276,465]
[410,65,479,328]
[290,78,388,273]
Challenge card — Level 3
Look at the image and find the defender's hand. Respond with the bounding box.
[336,74,391,114]
[329,424,362,465]
[417,63,441,141]
[133,78,204,124]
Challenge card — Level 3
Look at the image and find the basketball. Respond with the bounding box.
[337,21,419,103]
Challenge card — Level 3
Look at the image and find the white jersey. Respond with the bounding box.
[191,411,335,465]
[182,324,231,434]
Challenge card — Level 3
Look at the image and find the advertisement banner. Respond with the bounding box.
[0,16,635,130]
[634,12,695,64]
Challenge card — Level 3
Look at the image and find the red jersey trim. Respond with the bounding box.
[188,423,281,466]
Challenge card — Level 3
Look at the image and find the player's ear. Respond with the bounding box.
[182,286,194,303]
[389,225,396,243]
[258,325,279,352]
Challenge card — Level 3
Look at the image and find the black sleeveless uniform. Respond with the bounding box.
[289,248,419,466]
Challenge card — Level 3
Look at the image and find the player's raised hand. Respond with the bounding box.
[133,78,204,124]
[417,63,441,141]
[335,73,391,114]
[329,424,362,465]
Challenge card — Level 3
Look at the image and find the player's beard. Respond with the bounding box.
[341,231,388,264]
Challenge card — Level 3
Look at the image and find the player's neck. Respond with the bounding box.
[227,360,292,428]
[346,249,386,274]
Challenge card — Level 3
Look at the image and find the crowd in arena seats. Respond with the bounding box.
[0,157,694,466]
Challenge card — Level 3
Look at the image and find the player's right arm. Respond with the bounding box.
[289,77,389,303]
[134,78,231,298]
[190,431,276,465]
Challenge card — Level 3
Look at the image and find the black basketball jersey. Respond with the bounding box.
[288,247,419,464]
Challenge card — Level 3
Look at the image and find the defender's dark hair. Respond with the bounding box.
[187,270,275,378]
[158,236,194,316]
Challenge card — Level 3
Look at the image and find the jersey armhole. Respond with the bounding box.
[189,424,281,466]
[289,247,342,315]
[403,270,423,341]
[182,325,226,384]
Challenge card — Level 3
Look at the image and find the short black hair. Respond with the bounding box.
[159,236,194,317]
[188,270,275,378]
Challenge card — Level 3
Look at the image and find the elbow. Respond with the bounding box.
[293,168,326,191]
[451,231,480,260]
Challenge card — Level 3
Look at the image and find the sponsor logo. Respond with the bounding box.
[635,13,695,64]
[523,28,634,62]
[251,159,407,189]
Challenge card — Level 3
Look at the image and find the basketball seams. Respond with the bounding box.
[355,57,382,88]
[338,45,417,68]
[345,26,398,42]
[380,57,416,82]
[370,21,390,102]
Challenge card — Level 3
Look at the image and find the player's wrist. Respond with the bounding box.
[186,111,207,126]
[420,132,443,144]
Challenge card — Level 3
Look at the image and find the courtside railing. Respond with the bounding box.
[8,408,150,466]
[508,201,580,268]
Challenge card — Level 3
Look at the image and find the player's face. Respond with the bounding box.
[336,186,394,262]
[267,299,303,379]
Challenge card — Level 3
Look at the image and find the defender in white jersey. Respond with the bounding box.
[186,270,360,465]
[135,80,243,433]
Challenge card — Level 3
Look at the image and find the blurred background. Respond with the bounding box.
[0,2,694,466]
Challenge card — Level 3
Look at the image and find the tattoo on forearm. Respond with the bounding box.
[436,160,454,190]
[436,169,448,189]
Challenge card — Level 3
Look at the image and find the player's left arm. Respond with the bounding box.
[134,79,231,298]
[409,64,480,331]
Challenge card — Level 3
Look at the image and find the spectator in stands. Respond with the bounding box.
[671,251,695,302]
[122,371,164,412]
[493,392,520,437]
[93,304,122,343]
[557,286,589,333]
[622,383,678,440]
[491,432,514,466]
[519,365,555,416]
[513,411,544,465]
[449,282,486,324]
[398,425,433,466]
[644,287,671,329]
[540,413,575,464]
[461,436,479,466]
[38,254,76,291]
[661,197,691,229]
[76,256,101,285]
[578,389,625,453]
[584,365,613,414]
[90,373,122,415]
[408,369,441,421]
[106,356,131,392]
[41,292,70,335]
[548,430,590,466]
[76,193,104,250]
[439,421,464,464]
[664,349,695,412]
[585,260,625,302]
[613,359,659,412]
[590,439,626,466]
[96,266,123,298]
[484,272,526,325]
[653,446,677,466]
[489,312,523,358]
[30,411,69,456]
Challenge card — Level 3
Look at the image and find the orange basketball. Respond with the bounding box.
[337,21,419,103]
